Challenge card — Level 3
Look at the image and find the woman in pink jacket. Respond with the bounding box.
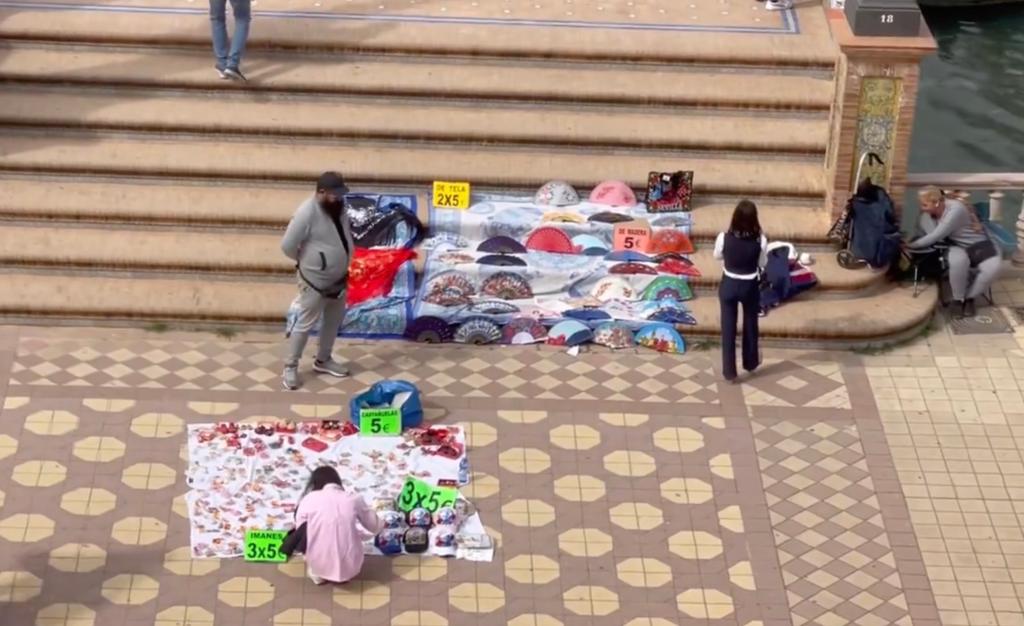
[295,466,381,584]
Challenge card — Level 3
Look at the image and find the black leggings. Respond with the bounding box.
[719,275,760,380]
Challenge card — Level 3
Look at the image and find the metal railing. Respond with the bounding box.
[906,173,1024,266]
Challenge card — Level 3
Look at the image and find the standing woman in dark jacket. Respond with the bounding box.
[713,200,767,382]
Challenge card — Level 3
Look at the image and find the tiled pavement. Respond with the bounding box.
[1,274,1023,626]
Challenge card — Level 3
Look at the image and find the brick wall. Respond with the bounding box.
[828,56,924,220]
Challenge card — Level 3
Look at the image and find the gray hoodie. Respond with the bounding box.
[281,196,356,294]
[909,198,989,249]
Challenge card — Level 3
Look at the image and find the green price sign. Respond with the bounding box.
[396,477,459,513]
[244,530,288,563]
[360,408,402,436]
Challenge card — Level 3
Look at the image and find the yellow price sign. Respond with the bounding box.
[432,181,471,210]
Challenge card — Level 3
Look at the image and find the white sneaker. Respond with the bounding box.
[313,359,349,378]
[764,0,792,10]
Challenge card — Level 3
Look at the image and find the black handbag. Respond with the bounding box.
[966,239,998,267]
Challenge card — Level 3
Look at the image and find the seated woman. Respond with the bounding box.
[907,186,1002,318]
[295,466,381,585]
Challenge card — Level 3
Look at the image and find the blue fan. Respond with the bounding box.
[605,250,653,263]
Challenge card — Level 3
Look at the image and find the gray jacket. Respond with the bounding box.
[281,196,356,293]
[910,198,989,250]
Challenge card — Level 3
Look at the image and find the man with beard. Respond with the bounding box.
[280,172,356,390]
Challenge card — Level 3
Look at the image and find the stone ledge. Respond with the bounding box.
[0,225,880,292]
[0,272,935,342]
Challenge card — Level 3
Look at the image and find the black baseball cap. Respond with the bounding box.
[316,171,349,196]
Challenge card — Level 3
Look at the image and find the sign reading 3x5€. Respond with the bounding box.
[432,181,471,210]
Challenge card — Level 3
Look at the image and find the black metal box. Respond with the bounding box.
[844,0,923,37]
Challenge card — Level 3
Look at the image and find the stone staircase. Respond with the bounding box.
[0,2,936,343]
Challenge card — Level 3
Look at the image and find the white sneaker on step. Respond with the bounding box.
[764,0,793,10]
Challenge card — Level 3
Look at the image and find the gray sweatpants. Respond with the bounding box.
[285,276,346,368]
[948,245,1002,302]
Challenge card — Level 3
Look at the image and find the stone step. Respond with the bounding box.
[0,130,826,199]
[0,177,832,242]
[0,86,829,155]
[0,271,936,343]
[0,4,838,68]
[0,225,878,292]
[0,43,836,111]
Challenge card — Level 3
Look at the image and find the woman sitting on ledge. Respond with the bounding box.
[906,186,1002,318]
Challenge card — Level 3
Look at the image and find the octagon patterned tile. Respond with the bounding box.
[506,615,563,626]
[504,554,560,585]
[0,434,19,459]
[130,412,184,438]
[390,611,447,626]
[272,608,331,626]
[497,410,547,424]
[3,396,29,410]
[154,606,214,626]
[48,543,106,573]
[615,557,673,588]
[60,488,117,516]
[0,513,54,542]
[548,424,601,450]
[562,585,619,617]
[217,576,275,608]
[558,528,613,558]
[652,426,705,453]
[659,477,713,504]
[332,580,390,610]
[0,570,43,602]
[71,436,126,462]
[609,502,664,531]
[110,516,167,545]
[393,555,447,582]
[463,422,498,447]
[599,412,650,427]
[460,472,499,499]
[552,474,605,502]
[100,574,160,605]
[667,530,724,560]
[163,546,220,576]
[498,447,551,474]
[24,410,78,436]
[121,463,177,490]
[35,603,95,626]
[676,588,735,619]
[501,499,555,527]
[603,450,657,477]
[11,460,66,487]
[448,582,505,613]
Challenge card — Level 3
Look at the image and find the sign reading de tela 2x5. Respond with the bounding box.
[433,181,471,210]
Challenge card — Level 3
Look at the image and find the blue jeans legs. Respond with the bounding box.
[209,0,251,70]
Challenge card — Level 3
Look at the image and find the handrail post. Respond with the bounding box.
[988,191,1004,223]
[1015,195,1024,267]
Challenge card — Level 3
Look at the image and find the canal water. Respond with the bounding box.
[908,4,1024,229]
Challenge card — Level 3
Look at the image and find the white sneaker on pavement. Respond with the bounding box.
[313,359,349,378]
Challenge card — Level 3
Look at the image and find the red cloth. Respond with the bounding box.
[346,247,417,306]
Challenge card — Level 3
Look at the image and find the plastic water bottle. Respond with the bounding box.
[458,456,470,486]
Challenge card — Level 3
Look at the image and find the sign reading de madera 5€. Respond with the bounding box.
[432,181,471,210]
